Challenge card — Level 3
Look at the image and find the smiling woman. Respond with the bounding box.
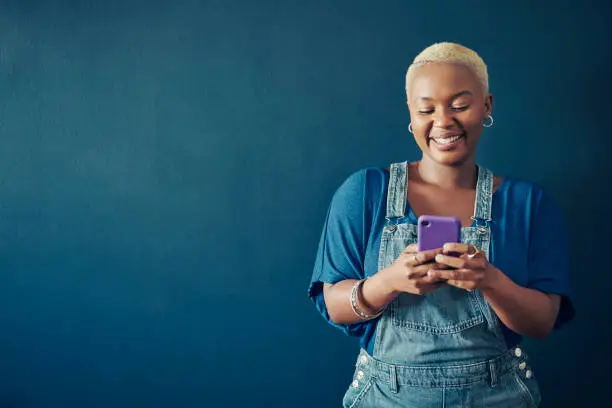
[308,42,575,407]
[406,44,492,167]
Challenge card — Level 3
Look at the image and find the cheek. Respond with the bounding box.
[412,117,432,131]
[459,111,484,129]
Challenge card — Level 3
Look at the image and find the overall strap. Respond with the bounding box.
[385,161,408,220]
[473,166,494,224]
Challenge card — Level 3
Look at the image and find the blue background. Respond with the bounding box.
[0,1,609,407]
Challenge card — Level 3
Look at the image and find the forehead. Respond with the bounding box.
[409,63,482,101]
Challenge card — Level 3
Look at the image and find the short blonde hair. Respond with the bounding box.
[405,42,489,101]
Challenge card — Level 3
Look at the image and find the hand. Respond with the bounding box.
[427,243,500,291]
[379,243,447,296]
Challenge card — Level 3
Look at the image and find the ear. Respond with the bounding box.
[484,94,493,116]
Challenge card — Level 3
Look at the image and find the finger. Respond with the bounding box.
[433,261,453,270]
[447,279,474,291]
[434,253,470,269]
[415,248,443,264]
[442,242,470,254]
[404,249,438,267]
[427,268,477,281]
[416,273,446,285]
[442,243,484,258]
[403,252,420,267]
[417,281,447,294]
[402,243,419,254]
[465,247,484,259]
[406,264,435,279]
[402,243,439,256]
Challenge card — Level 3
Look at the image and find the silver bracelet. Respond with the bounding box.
[350,279,385,320]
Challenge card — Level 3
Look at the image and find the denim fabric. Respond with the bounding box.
[307,165,575,351]
[342,161,541,407]
[343,349,541,407]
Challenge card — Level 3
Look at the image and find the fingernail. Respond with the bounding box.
[428,270,435,277]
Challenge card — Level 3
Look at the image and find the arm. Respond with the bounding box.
[482,267,560,340]
[430,188,574,340]
[431,248,564,340]
[485,187,573,339]
[323,275,396,325]
[307,169,379,334]
[324,246,444,325]
[429,252,561,339]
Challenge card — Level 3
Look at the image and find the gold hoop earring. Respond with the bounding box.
[482,115,494,128]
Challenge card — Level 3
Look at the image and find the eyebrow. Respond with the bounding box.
[419,91,473,101]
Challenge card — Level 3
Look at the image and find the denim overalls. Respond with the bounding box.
[342,162,542,408]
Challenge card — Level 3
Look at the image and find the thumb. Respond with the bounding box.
[402,243,418,254]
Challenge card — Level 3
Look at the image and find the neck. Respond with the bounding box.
[414,156,477,189]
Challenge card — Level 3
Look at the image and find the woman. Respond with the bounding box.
[308,42,574,407]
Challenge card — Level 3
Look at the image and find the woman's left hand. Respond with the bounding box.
[427,243,500,291]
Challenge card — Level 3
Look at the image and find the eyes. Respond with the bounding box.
[418,105,470,115]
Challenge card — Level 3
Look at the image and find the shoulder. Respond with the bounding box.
[328,166,391,219]
[494,176,563,218]
[334,166,389,199]
[483,166,546,199]
[342,166,389,185]
[494,175,547,200]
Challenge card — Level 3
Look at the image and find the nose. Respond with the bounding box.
[433,108,455,128]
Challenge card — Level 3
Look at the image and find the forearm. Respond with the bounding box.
[482,267,560,340]
[323,270,399,325]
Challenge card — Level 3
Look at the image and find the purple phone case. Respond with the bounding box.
[417,215,461,252]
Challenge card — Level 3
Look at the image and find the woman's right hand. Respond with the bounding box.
[323,244,447,325]
[379,243,446,296]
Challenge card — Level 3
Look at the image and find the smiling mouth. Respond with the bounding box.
[430,133,465,145]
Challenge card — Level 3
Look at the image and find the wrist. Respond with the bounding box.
[369,268,400,299]
[350,279,384,319]
[481,265,504,293]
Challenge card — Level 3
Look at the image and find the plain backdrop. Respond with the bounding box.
[0,1,610,407]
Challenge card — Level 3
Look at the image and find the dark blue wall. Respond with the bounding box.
[0,1,609,407]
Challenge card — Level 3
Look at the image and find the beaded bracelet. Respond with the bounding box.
[350,279,385,320]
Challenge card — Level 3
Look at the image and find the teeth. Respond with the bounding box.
[433,134,463,144]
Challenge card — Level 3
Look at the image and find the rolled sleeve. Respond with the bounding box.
[527,188,575,329]
[308,170,370,336]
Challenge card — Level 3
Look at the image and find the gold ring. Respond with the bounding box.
[467,247,481,258]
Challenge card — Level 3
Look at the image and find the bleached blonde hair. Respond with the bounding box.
[405,42,489,101]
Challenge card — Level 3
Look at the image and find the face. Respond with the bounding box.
[407,63,492,166]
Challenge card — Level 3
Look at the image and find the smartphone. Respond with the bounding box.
[417,215,461,252]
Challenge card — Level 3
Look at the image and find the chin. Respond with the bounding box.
[428,150,472,166]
